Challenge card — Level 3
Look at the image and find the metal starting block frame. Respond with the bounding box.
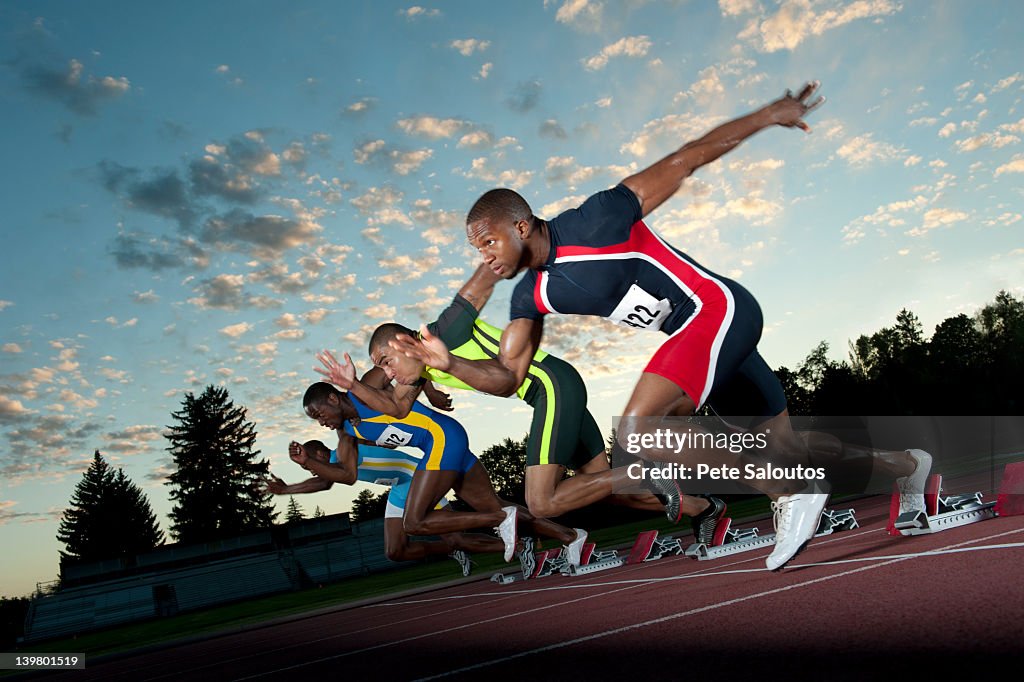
[891,474,996,536]
[684,508,859,561]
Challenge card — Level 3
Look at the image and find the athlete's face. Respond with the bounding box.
[305,395,344,430]
[466,217,525,280]
[371,344,424,385]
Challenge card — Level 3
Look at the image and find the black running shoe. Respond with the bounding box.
[690,495,727,545]
[643,470,683,523]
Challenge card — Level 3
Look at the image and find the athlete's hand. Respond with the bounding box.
[263,474,288,495]
[767,81,825,132]
[391,325,452,371]
[288,440,310,468]
[425,383,454,412]
[315,349,355,389]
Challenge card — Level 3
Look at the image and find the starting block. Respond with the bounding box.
[685,508,859,561]
[490,572,517,585]
[889,474,996,536]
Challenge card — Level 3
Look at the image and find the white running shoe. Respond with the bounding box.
[563,528,588,567]
[897,449,933,515]
[495,506,518,562]
[765,493,830,571]
[449,549,473,577]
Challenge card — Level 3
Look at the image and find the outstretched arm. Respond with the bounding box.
[623,82,825,217]
[391,317,542,397]
[263,473,333,495]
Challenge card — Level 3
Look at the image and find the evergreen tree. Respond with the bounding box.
[312,505,326,518]
[285,496,306,523]
[349,489,388,523]
[57,451,164,565]
[165,385,276,543]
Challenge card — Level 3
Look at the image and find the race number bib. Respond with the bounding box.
[606,284,672,331]
[376,425,413,448]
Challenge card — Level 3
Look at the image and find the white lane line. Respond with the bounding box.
[412,527,1024,680]
[231,582,652,681]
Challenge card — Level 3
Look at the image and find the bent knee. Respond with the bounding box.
[526,499,560,519]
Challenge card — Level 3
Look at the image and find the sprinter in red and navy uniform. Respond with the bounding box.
[393,82,931,572]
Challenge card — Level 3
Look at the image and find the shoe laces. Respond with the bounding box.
[771,497,792,534]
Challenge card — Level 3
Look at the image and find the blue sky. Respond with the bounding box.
[1,0,1022,596]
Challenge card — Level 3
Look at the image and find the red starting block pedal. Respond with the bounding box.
[626,530,659,565]
[995,461,1024,517]
[579,542,596,566]
[711,517,732,547]
[925,474,942,516]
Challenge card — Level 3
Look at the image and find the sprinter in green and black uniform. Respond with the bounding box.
[315,265,725,543]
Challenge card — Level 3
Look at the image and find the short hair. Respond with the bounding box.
[302,439,330,462]
[466,188,534,226]
[368,322,416,357]
[303,382,340,408]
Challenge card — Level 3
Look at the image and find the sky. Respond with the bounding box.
[1,0,1022,597]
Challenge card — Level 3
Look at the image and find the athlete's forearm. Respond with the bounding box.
[347,378,419,418]
[444,354,522,397]
[302,457,356,485]
[457,263,501,314]
[276,477,333,494]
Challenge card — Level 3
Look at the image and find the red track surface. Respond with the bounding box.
[43,492,1024,682]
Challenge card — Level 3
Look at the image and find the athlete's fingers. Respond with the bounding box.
[796,80,818,101]
[343,352,354,366]
[805,95,825,114]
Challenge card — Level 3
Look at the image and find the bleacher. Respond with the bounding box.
[21,513,406,643]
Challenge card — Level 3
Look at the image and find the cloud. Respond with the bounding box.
[110,233,208,271]
[582,36,652,71]
[188,274,282,310]
[199,209,321,256]
[719,0,760,16]
[400,6,441,19]
[540,195,587,217]
[905,208,969,237]
[249,263,313,294]
[478,63,493,79]
[995,157,1024,177]
[220,322,253,338]
[21,57,131,115]
[457,130,494,148]
[744,0,902,53]
[458,157,534,189]
[507,80,542,113]
[539,119,568,139]
[0,396,34,424]
[554,0,605,31]
[343,97,377,115]
[397,116,471,139]
[363,303,397,320]
[620,112,712,159]
[3,343,23,353]
[132,290,159,304]
[836,133,904,167]
[545,156,636,189]
[992,73,1022,94]
[354,139,434,175]
[98,162,197,227]
[954,132,1020,153]
[0,301,13,311]
[102,425,163,455]
[450,38,490,56]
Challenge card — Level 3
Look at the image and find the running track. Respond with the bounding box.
[42,491,1024,681]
